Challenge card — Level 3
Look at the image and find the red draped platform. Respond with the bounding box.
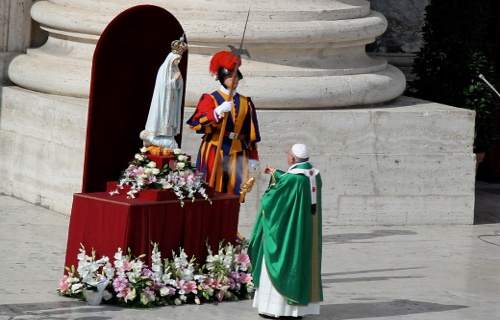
[64,192,240,268]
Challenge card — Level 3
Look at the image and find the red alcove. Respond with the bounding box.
[82,5,188,193]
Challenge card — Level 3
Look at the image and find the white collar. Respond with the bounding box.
[219,86,230,95]
[219,85,240,96]
[287,161,310,172]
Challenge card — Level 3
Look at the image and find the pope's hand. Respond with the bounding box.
[264,166,275,174]
[215,101,233,116]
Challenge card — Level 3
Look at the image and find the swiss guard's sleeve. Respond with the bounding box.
[186,94,220,134]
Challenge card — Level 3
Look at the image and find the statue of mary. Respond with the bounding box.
[140,36,187,149]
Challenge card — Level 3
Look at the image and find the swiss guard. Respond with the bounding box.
[187,50,261,195]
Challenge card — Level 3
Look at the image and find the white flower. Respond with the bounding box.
[161,272,173,284]
[140,293,150,305]
[147,161,156,168]
[159,287,170,296]
[181,268,194,281]
[126,190,136,199]
[176,162,185,170]
[152,168,160,175]
[70,283,83,294]
[140,147,148,153]
[173,148,182,155]
[177,155,187,161]
[104,263,115,279]
[151,243,163,281]
[134,154,144,161]
[125,288,136,302]
[174,298,182,305]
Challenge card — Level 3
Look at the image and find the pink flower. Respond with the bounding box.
[183,281,198,294]
[230,272,240,282]
[122,260,132,271]
[202,278,216,290]
[141,267,153,278]
[147,175,157,184]
[132,167,145,177]
[178,280,197,294]
[58,275,70,293]
[116,287,129,298]
[239,272,253,284]
[113,276,129,294]
[236,253,250,265]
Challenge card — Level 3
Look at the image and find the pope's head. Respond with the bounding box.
[288,143,309,166]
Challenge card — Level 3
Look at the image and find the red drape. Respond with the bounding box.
[64,192,240,269]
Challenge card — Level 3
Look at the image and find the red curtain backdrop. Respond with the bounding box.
[82,5,188,193]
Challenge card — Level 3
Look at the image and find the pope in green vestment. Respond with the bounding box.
[249,144,323,311]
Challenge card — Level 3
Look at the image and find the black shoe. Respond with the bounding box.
[258,314,278,319]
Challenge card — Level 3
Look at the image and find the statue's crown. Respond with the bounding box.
[171,35,187,55]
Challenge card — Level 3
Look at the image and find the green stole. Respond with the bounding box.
[249,161,323,305]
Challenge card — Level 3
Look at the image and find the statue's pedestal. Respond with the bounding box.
[0,88,475,227]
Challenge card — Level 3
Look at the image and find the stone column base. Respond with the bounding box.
[0,86,87,212]
[0,88,475,228]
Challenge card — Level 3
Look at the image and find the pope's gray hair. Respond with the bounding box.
[294,156,309,163]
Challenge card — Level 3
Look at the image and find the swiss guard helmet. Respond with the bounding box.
[209,51,243,86]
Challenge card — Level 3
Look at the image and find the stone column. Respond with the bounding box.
[8,0,406,108]
[0,0,33,85]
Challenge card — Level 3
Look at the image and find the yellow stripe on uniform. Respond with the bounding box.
[227,154,238,193]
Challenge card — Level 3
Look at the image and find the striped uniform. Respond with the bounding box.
[187,90,261,195]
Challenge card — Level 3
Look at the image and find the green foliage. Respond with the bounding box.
[463,52,498,152]
[408,0,498,152]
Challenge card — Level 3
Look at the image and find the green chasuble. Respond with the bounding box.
[249,161,323,305]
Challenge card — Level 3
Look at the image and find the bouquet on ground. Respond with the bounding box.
[110,147,211,206]
[58,241,254,307]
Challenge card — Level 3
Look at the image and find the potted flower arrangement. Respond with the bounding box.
[58,245,114,305]
[58,242,254,307]
[110,148,211,206]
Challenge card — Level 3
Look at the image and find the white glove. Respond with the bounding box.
[214,101,233,116]
[248,160,260,171]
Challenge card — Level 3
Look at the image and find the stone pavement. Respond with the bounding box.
[1,194,500,320]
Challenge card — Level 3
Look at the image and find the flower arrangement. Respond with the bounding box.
[110,147,211,207]
[58,241,254,307]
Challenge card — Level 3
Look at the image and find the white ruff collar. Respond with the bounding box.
[219,86,238,96]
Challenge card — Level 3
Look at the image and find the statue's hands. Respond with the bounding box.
[215,101,233,117]
[264,166,275,174]
[174,71,181,80]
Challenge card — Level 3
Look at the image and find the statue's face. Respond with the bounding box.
[173,54,181,65]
